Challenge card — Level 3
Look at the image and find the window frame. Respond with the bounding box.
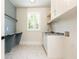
[27,12,40,31]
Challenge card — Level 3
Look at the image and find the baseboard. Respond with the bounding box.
[20,41,42,46]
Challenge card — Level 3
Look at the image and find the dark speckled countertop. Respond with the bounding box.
[44,31,64,36]
[1,32,22,40]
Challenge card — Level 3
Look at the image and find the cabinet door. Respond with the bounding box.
[55,0,66,16]
[51,0,55,20]
[47,35,64,59]
[51,0,65,19]
[64,37,73,59]
[64,0,76,11]
[51,0,76,20]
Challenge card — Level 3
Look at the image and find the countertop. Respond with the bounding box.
[5,32,22,36]
[44,32,64,36]
[1,32,22,40]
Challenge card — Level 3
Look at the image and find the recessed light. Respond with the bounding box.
[30,0,35,3]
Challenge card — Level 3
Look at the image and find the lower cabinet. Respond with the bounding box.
[5,33,22,53]
[5,35,15,53]
[47,35,64,59]
[43,34,65,59]
[15,33,22,45]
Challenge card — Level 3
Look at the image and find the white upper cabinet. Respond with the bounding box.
[51,0,76,21]
[51,0,65,20]
[64,0,76,11]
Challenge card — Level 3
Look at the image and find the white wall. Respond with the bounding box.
[51,8,77,59]
[16,7,50,45]
[51,11,76,33]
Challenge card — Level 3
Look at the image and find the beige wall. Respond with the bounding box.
[51,7,77,59]
[16,7,50,45]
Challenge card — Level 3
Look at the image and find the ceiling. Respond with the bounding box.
[9,0,51,7]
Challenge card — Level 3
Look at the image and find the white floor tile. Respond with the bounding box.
[5,45,48,59]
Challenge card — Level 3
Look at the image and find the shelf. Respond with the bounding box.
[47,6,77,24]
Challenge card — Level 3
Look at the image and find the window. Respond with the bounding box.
[27,12,40,31]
